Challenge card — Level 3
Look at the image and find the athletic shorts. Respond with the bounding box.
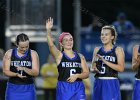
[5,82,36,100]
[92,77,121,100]
[132,79,140,100]
[56,81,86,100]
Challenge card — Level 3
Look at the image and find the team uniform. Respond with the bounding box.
[56,52,86,100]
[5,48,36,100]
[132,46,140,100]
[92,46,121,100]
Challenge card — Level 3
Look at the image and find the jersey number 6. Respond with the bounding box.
[70,69,76,76]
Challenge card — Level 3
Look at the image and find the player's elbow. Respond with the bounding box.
[3,70,6,76]
[132,67,136,71]
[84,72,89,79]
[132,63,139,71]
[119,66,124,72]
[35,72,39,76]
[3,70,9,77]
[132,65,138,71]
[33,70,39,77]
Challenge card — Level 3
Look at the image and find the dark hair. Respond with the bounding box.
[15,33,29,45]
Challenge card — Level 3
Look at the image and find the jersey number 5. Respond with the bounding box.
[100,62,105,74]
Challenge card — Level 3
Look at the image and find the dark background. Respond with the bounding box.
[81,0,140,27]
[0,0,140,50]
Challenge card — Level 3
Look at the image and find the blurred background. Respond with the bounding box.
[0,0,140,100]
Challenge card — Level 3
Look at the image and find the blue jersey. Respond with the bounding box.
[95,46,118,78]
[5,48,36,100]
[92,46,121,100]
[56,52,86,100]
[9,48,34,84]
[57,52,82,81]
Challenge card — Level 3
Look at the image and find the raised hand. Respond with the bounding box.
[46,17,53,30]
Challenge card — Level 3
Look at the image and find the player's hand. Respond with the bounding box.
[134,56,140,64]
[67,74,78,82]
[93,67,100,73]
[96,54,103,60]
[93,55,99,63]
[91,67,100,73]
[96,54,106,63]
[16,66,24,71]
[17,74,26,78]
[46,17,53,30]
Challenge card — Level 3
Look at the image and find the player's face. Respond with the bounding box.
[100,29,114,45]
[62,35,73,50]
[17,41,29,54]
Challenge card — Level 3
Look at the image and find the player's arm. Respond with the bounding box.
[23,50,39,76]
[99,47,125,72]
[132,45,140,70]
[3,49,18,77]
[76,54,89,79]
[67,54,89,82]
[46,17,61,60]
[90,47,100,73]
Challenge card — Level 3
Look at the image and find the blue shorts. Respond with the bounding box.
[5,82,36,100]
[92,78,121,100]
[56,81,86,100]
[132,80,140,100]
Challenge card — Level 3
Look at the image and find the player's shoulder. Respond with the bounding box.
[3,49,13,59]
[5,49,13,55]
[76,52,85,60]
[133,45,139,49]
[31,49,38,54]
[30,49,39,58]
[77,52,83,57]
[116,46,123,50]
[115,46,124,53]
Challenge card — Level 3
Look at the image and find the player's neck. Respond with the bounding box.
[63,50,75,58]
[103,44,113,51]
